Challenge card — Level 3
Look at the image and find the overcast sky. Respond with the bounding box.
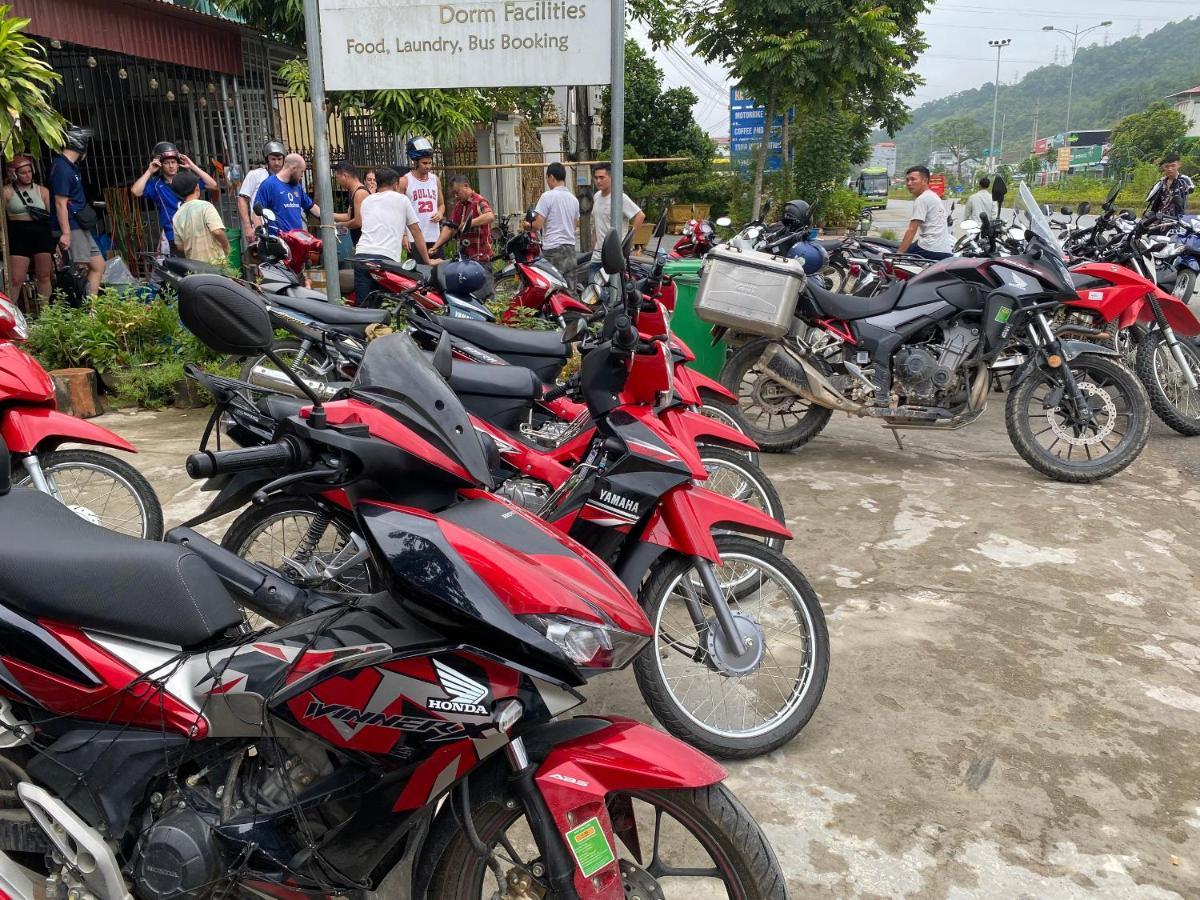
[639,0,1191,137]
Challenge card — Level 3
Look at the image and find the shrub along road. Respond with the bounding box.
[98,401,1199,898]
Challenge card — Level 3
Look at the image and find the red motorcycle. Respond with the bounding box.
[1058,261,1200,434]
[670,215,731,259]
[0,295,162,538]
[494,223,592,324]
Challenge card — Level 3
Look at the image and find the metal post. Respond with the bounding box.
[303,0,341,302]
[987,39,1010,174]
[608,0,624,285]
[1064,32,1077,139]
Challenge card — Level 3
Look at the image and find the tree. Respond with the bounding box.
[1017,155,1040,182]
[1108,101,1189,173]
[680,0,927,218]
[929,116,987,181]
[791,103,870,217]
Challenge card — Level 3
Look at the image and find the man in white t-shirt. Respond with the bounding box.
[237,141,286,264]
[528,162,580,290]
[898,165,952,260]
[352,167,438,306]
[590,162,644,273]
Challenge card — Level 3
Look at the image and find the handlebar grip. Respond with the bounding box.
[613,315,638,352]
[186,441,300,479]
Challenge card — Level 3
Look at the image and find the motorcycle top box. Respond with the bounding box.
[695,244,807,338]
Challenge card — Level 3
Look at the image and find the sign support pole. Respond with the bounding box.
[303,0,341,302]
[608,0,624,283]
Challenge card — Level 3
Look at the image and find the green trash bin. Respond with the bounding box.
[225,226,242,274]
[663,259,725,379]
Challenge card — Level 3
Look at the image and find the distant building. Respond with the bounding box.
[869,142,897,177]
[1166,86,1200,138]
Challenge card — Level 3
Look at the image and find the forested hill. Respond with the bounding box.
[880,16,1200,169]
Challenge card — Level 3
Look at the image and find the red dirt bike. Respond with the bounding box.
[0,276,789,899]
[1057,261,1200,434]
[0,295,162,538]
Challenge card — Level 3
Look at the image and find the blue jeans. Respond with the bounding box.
[909,244,952,261]
[352,253,389,306]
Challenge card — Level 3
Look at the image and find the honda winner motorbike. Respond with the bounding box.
[717,180,1151,483]
[0,295,163,538]
[0,282,786,900]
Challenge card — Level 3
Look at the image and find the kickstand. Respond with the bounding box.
[888,428,905,450]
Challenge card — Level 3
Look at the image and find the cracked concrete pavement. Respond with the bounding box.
[93,398,1199,898]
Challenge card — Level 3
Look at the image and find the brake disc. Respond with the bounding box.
[620,860,665,900]
[1047,382,1118,446]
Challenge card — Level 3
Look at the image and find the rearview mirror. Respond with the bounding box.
[961,219,980,233]
[177,275,274,356]
[401,258,417,271]
[432,330,453,380]
[260,207,276,224]
[601,229,624,275]
[715,216,732,228]
[1060,206,1072,216]
[1077,201,1091,215]
[561,316,587,343]
[653,211,668,239]
[990,176,1007,204]
[253,202,263,216]
[1104,181,1121,209]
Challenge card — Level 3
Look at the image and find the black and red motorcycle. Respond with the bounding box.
[0,281,785,900]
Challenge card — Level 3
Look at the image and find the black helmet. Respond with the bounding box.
[406,137,434,162]
[263,140,286,159]
[152,141,180,159]
[438,259,489,298]
[782,199,812,228]
[63,125,93,154]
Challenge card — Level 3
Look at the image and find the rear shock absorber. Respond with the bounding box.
[294,509,333,565]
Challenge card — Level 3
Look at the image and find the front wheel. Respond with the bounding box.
[1005,354,1150,482]
[698,447,785,551]
[635,535,829,759]
[1172,268,1197,305]
[1135,332,1200,435]
[14,449,163,540]
[419,769,785,900]
[722,340,833,452]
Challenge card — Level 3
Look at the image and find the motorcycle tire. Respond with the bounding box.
[1005,355,1150,483]
[417,762,786,900]
[721,339,833,452]
[696,396,759,464]
[699,446,785,551]
[1172,268,1197,306]
[635,535,829,759]
[13,449,163,541]
[1135,332,1200,436]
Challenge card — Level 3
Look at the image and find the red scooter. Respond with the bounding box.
[0,295,162,538]
[1060,261,1200,434]
[495,224,592,323]
[669,215,731,258]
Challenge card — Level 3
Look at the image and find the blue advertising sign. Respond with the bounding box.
[729,87,785,172]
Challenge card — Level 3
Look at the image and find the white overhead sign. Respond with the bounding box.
[318,0,612,91]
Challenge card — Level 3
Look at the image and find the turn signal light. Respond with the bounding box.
[1047,354,1062,368]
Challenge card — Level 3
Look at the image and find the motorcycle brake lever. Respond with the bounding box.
[252,466,341,505]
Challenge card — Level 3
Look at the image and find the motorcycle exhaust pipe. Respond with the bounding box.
[759,342,865,415]
[245,364,341,401]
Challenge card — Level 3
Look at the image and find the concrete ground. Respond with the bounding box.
[93,399,1199,899]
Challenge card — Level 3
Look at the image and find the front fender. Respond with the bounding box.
[643,482,792,562]
[687,367,737,403]
[1060,339,1120,362]
[662,406,758,453]
[1,407,136,454]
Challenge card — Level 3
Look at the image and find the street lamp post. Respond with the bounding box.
[1042,21,1112,140]
[987,39,1011,174]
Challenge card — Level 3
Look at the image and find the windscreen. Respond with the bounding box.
[1017,181,1074,294]
[351,332,494,488]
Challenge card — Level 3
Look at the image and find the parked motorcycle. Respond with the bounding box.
[714,179,1151,482]
[670,214,732,259]
[0,295,163,538]
[0,327,786,899]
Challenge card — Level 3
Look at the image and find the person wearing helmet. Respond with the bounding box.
[399,137,444,257]
[4,155,55,303]
[49,125,105,296]
[131,140,217,255]
[255,153,321,235]
[238,140,288,257]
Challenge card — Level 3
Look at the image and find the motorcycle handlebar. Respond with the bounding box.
[186,440,305,479]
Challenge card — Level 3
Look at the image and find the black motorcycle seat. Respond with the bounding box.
[0,489,242,647]
[806,278,905,320]
[269,293,391,328]
[817,238,844,252]
[576,250,593,266]
[439,316,569,360]
[256,394,309,421]
[161,258,224,278]
[353,257,409,276]
[448,359,540,400]
[862,236,900,249]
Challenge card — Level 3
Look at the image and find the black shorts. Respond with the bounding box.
[8,219,55,258]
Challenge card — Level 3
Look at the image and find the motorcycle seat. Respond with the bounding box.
[447,359,541,401]
[269,293,391,331]
[161,258,225,278]
[0,489,242,647]
[576,251,593,267]
[439,316,569,361]
[806,278,905,320]
[862,237,900,249]
[256,394,309,421]
[817,238,844,252]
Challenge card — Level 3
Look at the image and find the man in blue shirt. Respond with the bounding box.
[49,124,105,297]
[131,141,217,255]
[255,153,320,234]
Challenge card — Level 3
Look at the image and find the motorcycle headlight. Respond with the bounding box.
[520,614,647,671]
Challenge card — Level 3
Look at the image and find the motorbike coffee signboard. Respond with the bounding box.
[318,0,611,89]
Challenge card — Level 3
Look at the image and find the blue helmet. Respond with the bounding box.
[787,239,827,275]
[438,259,491,298]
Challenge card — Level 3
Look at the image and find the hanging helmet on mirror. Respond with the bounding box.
[406,137,434,162]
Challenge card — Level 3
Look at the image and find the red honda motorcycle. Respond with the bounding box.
[494,225,592,323]
[0,295,162,538]
[1057,261,1200,434]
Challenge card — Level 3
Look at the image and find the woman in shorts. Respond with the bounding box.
[4,155,55,303]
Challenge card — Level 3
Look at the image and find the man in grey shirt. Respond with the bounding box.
[590,162,645,277]
[898,165,952,260]
[528,161,580,290]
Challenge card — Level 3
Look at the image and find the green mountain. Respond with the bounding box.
[881,16,1200,170]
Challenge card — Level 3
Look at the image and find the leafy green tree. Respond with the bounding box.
[790,103,870,218]
[1017,155,1040,182]
[1108,101,1189,173]
[681,0,927,218]
[930,116,987,181]
[0,5,64,158]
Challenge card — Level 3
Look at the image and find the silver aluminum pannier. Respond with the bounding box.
[694,245,807,338]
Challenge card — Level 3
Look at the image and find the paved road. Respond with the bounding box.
[101,402,1199,898]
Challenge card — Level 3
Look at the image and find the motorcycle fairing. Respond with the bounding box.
[0,343,53,405]
[659,405,758,453]
[1,407,137,454]
[1068,262,1200,336]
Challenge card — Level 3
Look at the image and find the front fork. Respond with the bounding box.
[1145,293,1200,391]
[1033,313,1094,424]
[504,737,582,900]
[20,456,58,500]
